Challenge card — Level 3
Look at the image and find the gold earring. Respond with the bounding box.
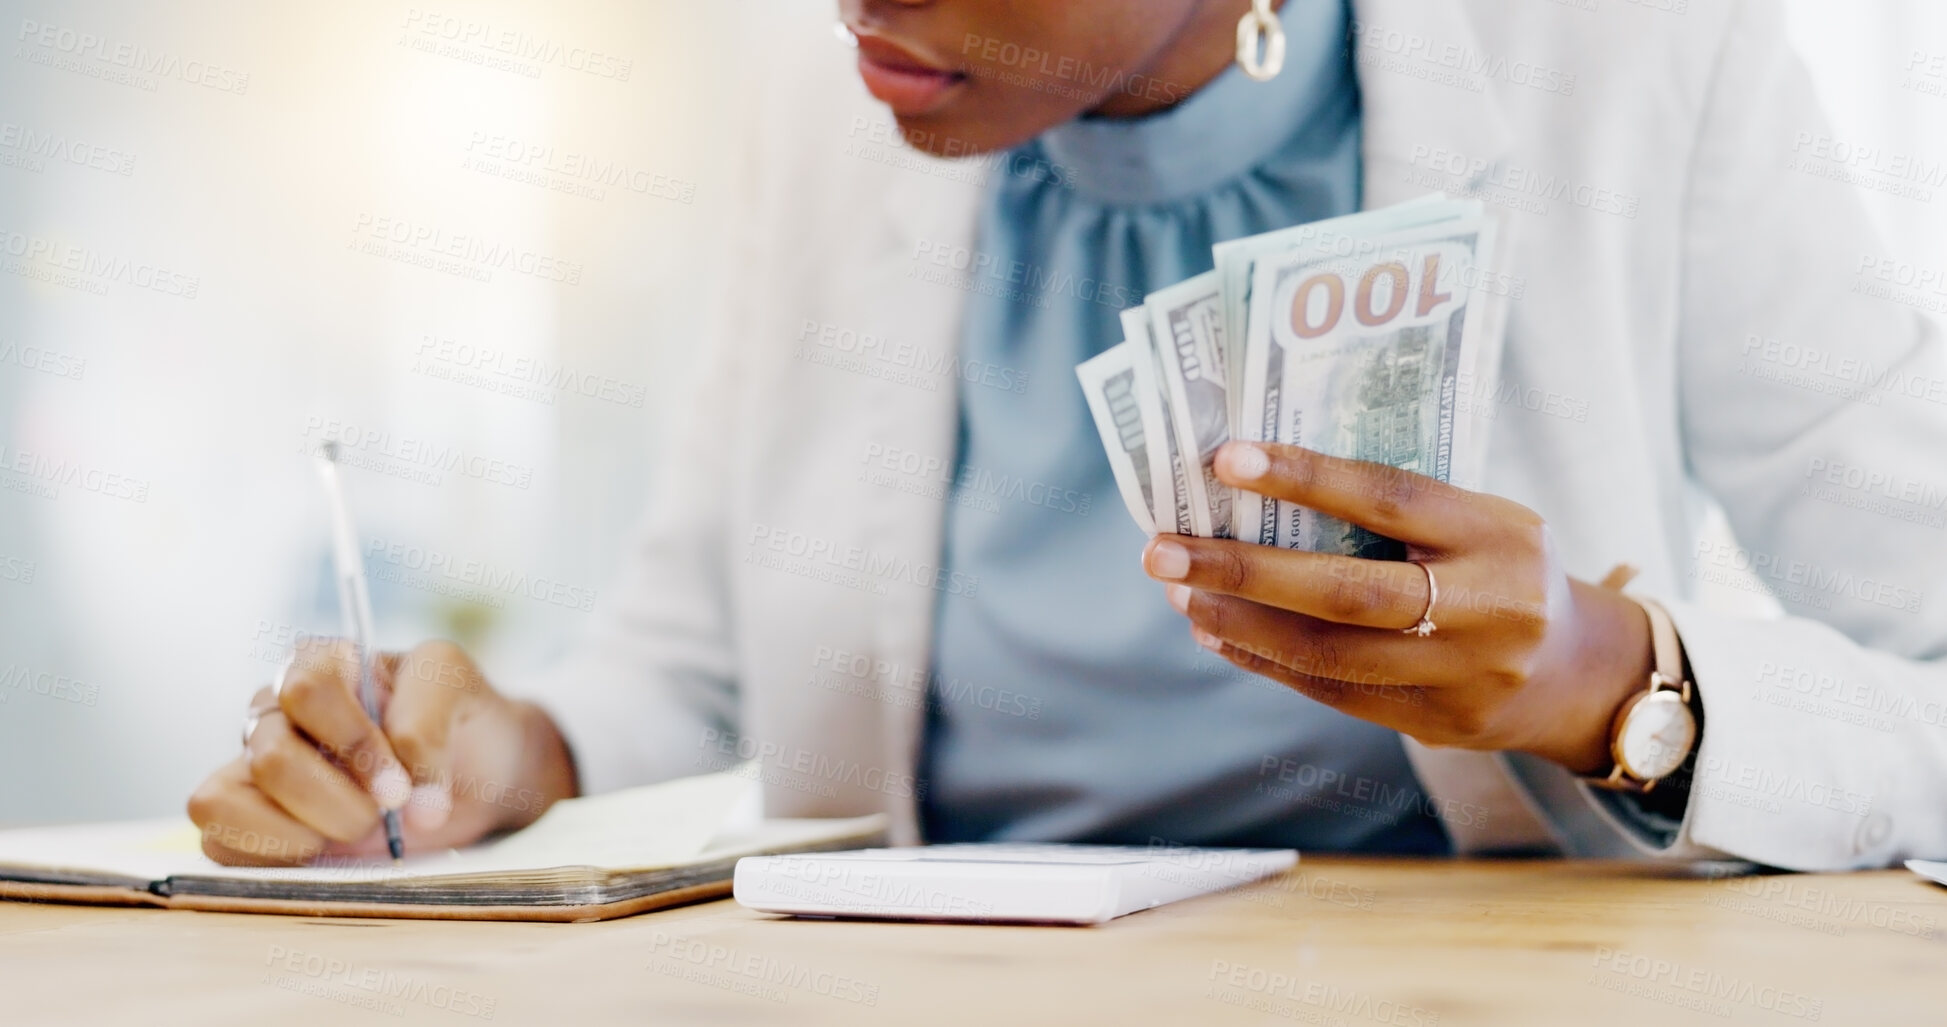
[1236,0,1286,82]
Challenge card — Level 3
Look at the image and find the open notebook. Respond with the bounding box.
[0,771,884,922]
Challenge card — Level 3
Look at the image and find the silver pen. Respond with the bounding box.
[314,441,406,862]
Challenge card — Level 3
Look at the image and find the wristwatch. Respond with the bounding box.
[1586,595,1699,794]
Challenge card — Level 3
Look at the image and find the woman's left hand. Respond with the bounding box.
[1142,441,1654,775]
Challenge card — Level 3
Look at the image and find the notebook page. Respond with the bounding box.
[0,770,756,887]
[449,770,754,873]
[0,819,208,882]
[202,770,757,884]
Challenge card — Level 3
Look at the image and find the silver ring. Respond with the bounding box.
[241,654,295,749]
[240,709,263,750]
[1403,562,1439,637]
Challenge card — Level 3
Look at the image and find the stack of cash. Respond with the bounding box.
[1076,196,1502,558]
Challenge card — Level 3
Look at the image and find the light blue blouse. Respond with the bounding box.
[921,0,1448,854]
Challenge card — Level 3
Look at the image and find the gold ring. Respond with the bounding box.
[1403,562,1439,637]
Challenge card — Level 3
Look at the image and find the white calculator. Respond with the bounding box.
[733,843,1297,925]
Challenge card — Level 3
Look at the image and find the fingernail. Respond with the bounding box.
[406,784,451,830]
[1166,584,1193,614]
[373,766,411,810]
[1148,540,1191,581]
[1192,628,1222,651]
[1222,443,1271,481]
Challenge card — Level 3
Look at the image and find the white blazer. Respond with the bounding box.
[534,0,1947,870]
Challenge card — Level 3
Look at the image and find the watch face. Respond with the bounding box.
[1616,691,1697,781]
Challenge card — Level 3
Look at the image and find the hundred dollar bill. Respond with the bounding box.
[1214,194,1456,431]
[1144,271,1232,538]
[1075,342,1159,536]
[1235,210,1499,558]
[1120,307,1193,536]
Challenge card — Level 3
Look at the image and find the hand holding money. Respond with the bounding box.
[1078,195,1659,773]
[1138,440,1656,777]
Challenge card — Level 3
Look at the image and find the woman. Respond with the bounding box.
[191,0,1947,870]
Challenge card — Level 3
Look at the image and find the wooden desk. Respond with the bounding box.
[2,858,1940,1026]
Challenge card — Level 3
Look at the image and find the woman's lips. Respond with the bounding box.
[854,36,965,116]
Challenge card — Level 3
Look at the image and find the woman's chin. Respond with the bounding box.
[885,105,1063,161]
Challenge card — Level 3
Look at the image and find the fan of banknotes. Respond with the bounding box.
[1076,195,1503,559]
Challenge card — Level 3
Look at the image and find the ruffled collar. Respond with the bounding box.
[1034,0,1352,206]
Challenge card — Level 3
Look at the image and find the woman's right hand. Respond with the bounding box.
[187,638,579,866]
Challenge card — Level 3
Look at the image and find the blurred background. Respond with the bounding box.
[1,1,1943,823]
